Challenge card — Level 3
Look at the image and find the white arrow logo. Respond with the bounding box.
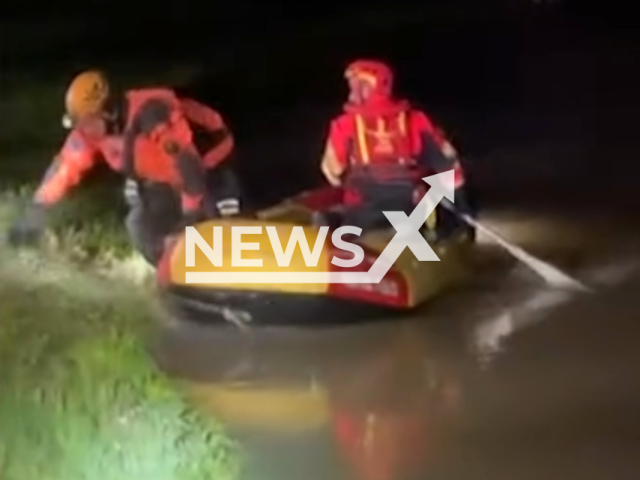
[332,169,455,284]
[185,170,455,284]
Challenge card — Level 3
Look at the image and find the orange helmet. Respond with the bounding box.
[344,60,394,99]
[62,70,110,127]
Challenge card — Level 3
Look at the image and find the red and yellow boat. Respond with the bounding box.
[156,186,474,325]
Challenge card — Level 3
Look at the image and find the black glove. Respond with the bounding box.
[452,186,478,241]
[7,203,48,248]
[453,186,475,218]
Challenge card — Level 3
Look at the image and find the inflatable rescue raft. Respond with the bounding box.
[156,186,474,325]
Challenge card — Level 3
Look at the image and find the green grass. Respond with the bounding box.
[0,190,243,480]
[0,243,241,480]
[0,63,242,480]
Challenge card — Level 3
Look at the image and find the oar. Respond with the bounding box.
[441,199,591,292]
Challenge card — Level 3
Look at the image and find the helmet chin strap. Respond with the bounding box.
[104,92,127,134]
[104,110,122,134]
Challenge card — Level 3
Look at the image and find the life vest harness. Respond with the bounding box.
[345,110,437,231]
[353,111,407,165]
[345,111,420,182]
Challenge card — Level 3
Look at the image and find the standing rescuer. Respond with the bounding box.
[7,70,244,263]
[320,59,476,240]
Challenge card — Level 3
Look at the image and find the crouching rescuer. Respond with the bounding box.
[320,59,476,241]
[7,70,244,264]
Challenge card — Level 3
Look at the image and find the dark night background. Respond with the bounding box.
[1,0,638,211]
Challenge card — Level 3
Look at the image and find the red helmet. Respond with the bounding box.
[344,59,395,100]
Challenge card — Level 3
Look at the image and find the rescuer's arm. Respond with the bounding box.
[413,112,465,188]
[179,98,235,168]
[7,131,98,247]
[320,118,351,187]
[413,111,474,216]
[34,130,99,205]
[126,99,207,218]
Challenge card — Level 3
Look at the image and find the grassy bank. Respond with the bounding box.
[0,193,242,480]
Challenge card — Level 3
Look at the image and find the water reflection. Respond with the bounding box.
[155,321,468,480]
[325,326,464,480]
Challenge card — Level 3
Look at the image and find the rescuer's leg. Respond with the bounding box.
[123,179,182,265]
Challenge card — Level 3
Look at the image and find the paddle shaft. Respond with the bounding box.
[440,199,590,291]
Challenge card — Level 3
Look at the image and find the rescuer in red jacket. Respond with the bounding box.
[7,70,243,263]
[320,59,475,240]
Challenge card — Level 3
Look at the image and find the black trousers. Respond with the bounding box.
[340,180,417,232]
[339,179,475,240]
[124,164,243,265]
